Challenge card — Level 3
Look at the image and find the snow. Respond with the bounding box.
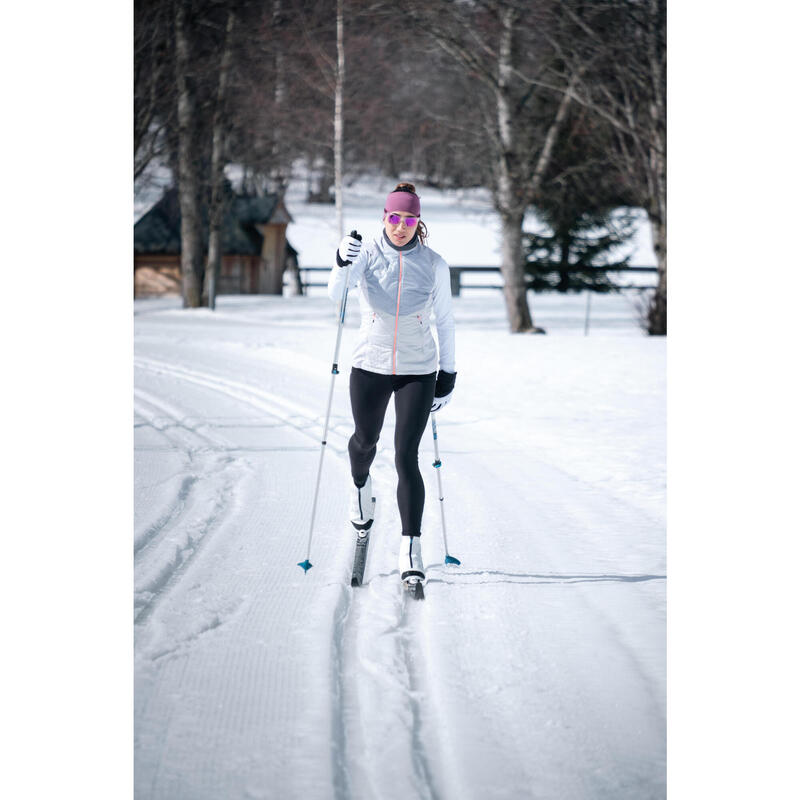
[285,173,657,271]
[135,164,657,275]
[135,205,665,800]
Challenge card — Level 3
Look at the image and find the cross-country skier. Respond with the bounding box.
[328,183,457,587]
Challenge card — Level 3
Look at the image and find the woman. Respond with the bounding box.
[328,182,457,586]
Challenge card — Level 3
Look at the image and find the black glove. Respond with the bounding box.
[431,370,456,413]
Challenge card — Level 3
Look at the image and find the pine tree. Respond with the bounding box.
[524,108,638,293]
[524,207,637,293]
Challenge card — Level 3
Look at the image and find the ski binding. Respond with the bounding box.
[402,574,425,600]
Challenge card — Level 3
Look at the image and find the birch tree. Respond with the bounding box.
[533,0,667,332]
[406,0,581,332]
[205,8,236,310]
[334,0,345,237]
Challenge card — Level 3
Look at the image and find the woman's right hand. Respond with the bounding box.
[337,234,362,266]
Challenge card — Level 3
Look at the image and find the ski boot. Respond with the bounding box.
[350,475,375,532]
[399,535,425,599]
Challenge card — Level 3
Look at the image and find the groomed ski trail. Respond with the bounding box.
[335,573,453,800]
[134,295,666,799]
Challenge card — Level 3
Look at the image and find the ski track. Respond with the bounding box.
[399,601,439,800]
[134,351,400,477]
[133,473,199,558]
[133,457,240,626]
[330,439,665,800]
[134,310,665,799]
[134,354,326,626]
[414,450,666,798]
[133,387,221,558]
[133,383,251,627]
[136,343,361,799]
[134,355,350,456]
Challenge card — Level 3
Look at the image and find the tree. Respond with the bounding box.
[205,8,236,310]
[173,0,205,308]
[134,0,175,182]
[540,0,667,332]
[135,0,664,321]
[524,210,636,292]
[525,103,639,292]
[284,0,339,202]
[138,0,266,308]
[401,0,585,332]
[334,0,345,237]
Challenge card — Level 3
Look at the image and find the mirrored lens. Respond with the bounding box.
[387,214,418,227]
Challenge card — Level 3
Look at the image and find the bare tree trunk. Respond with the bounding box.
[648,158,667,334]
[205,9,236,311]
[496,196,536,331]
[646,0,667,334]
[495,8,535,333]
[174,1,203,308]
[649,214,667,334]
[334,0,345,238]
[271,0,289,193]
[647,127,667,333]
[499,209,539,332]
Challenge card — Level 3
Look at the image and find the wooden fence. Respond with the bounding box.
[291,265,658,294]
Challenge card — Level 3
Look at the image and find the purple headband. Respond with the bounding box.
[384,190,420,217]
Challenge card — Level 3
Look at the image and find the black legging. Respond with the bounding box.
[348,367,436,537]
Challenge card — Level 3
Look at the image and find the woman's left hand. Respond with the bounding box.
[430,391,453,413]
[430,370,456,413]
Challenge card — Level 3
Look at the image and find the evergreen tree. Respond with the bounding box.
[524,108,638,293]
[524,207,637,293]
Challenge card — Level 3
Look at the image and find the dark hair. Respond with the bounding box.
[392,182,428,244]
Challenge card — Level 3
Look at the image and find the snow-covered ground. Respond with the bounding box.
[135,163,657,281]
[132,169,665,798]
[134,280,665,799]
[282,173,657,273]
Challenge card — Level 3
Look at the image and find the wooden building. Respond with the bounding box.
[134,187,295,297]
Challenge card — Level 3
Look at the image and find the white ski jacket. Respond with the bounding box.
[328,232,455,376]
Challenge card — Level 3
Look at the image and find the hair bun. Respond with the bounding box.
[393,182,417,194]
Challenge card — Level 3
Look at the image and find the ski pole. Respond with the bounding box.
[298,231,361,573]
[431,413,461,565]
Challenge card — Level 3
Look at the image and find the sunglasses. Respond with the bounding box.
[386,213,419,227]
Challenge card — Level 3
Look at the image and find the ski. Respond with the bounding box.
[350,527,371,587]
[350,487,375,587]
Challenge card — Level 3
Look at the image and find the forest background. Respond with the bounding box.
[134,0,667,333]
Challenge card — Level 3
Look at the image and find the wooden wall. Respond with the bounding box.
[134,255,181,297]
[256,223,288,294]
[134,254,267,298]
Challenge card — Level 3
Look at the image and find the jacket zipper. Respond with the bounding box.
[392,252,404,374]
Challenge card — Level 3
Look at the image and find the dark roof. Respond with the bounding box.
[134,186,286,256]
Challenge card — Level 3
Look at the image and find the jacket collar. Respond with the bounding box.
[382,230,419,253]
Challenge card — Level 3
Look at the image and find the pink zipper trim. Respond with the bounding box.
[392,252,404,374]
